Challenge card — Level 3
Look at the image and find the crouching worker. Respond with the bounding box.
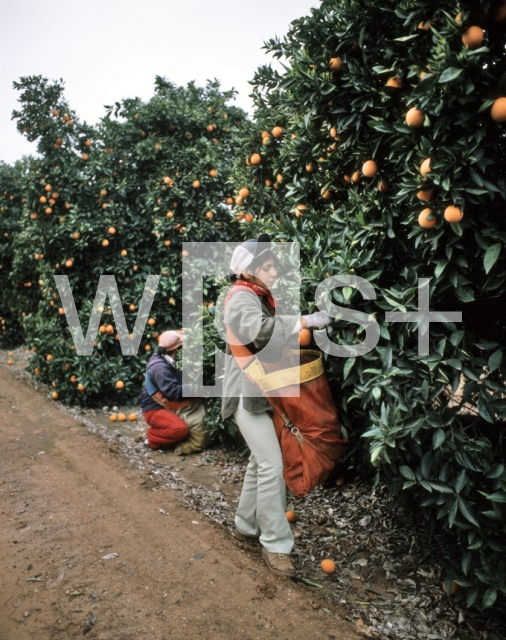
[139,330,212,455]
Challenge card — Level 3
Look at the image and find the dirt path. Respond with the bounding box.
[0,364,356,640]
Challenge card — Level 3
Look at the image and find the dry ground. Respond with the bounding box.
[0,363,357,640]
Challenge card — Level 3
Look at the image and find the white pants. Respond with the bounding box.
[233,397,294,554]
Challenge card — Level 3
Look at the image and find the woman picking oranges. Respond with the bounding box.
[221,234,332,578]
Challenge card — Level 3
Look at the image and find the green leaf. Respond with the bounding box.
[372,387,381,401]
[439,67,463,83]
[486,491,506,503]
[343,357,355,380]
[399,465,415,481]
[488,349,503,373]
[484,243,501,274]
[482,587,497,609]
[454,469,467,494]
[433,428,445,449]
[458,497,479,526]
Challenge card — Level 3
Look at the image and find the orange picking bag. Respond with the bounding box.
[227,327,349,497]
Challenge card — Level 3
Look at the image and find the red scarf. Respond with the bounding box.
[226,280,278,313]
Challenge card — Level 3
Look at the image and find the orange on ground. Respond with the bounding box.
[329,57,342,71]
[386,75,403,88]
[299,328,312,346]
[128,413,137,421]
[491,97,506,122]
[444,205,463,223]
[192,180,200,188]
[442,581,459,597]
[320,559,336,574]
[250,153,261,165]
[115,380,124,389]
[117,413,127,422]
[462,26,484,48]
[418,208,436,229]
[417,188,434,201]
[285,510,297,523]
[239,187,250,199]
[406,108,424,128]
[362,160,378,178]
[272,126,283,138]
[51,392,58,400]
[110,415,117,422]
[420,158,431,178]
[7,359,13,365]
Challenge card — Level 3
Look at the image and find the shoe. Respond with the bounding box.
[232,529,260,545]
[261,548,296,578]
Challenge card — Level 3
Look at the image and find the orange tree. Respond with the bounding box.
[0,160,27,348]
[229,0,506,608]
[7,75,244,429]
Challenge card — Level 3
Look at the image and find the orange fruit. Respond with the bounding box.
[117,413,127,422]
[226,197,234,205]
[129,304,136,311]
[51,392,58,400]
[102,239,109,247]
[192,180,200,188]
[351,171,361,183]
[362,160,378,177]
[261,130,270,139]
[108,226,116,235]
[205,211,213,219]
[276,174,283,183]
[285,510,297,523]
[65,259,73,268]
[244,213,254,223]
[322,189,333,199]
[52,109,59,116]
[45,184,52,192]
[7,359,13,366]
[110,414,117,422]
[442,581,459,597]
[100,188,108,197]
[420,158,431,178]
[46,354,53,361]
[320,559,336,574]
[272,126,283,138]
[166,210,174,217]
[444,205,463,223]
[491,97,506,122]
[147,317,156,326]
[250,153,261,165]
[145,344,151,351]
[209,169,218,177]
[417,188,434,201]
[206,124,214,132]
[418,208,436,228]
[418,20,432,30]
[378,180,389,192]
[105,324,114,334]
[299,328,312,346]
[295,204,307,217]
[305,161,317,172]
[128,413,137,421]
[455,12,462,24]
[81,153,88,161]
[102,203,108,209]
[116,380,124,389]
[77,384,85,391]
[121,249,128,256]
[462,26,484,48]
[329,57,342,71]
[73,232,80,239]
[386,75,403,88]
[45,207,52,215]
[239,187,250,199]
[406,108,424,128]
[39,196,47,204]
[85,139,92,147]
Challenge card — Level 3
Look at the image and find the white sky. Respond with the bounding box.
[0,0,317,165]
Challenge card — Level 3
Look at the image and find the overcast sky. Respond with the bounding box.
[0,0,317,165]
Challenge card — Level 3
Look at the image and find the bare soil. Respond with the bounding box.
[0,363,357,640]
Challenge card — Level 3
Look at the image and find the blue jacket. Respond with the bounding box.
[139,353,192,412]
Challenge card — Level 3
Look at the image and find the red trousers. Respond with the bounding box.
[143,409,190,450]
